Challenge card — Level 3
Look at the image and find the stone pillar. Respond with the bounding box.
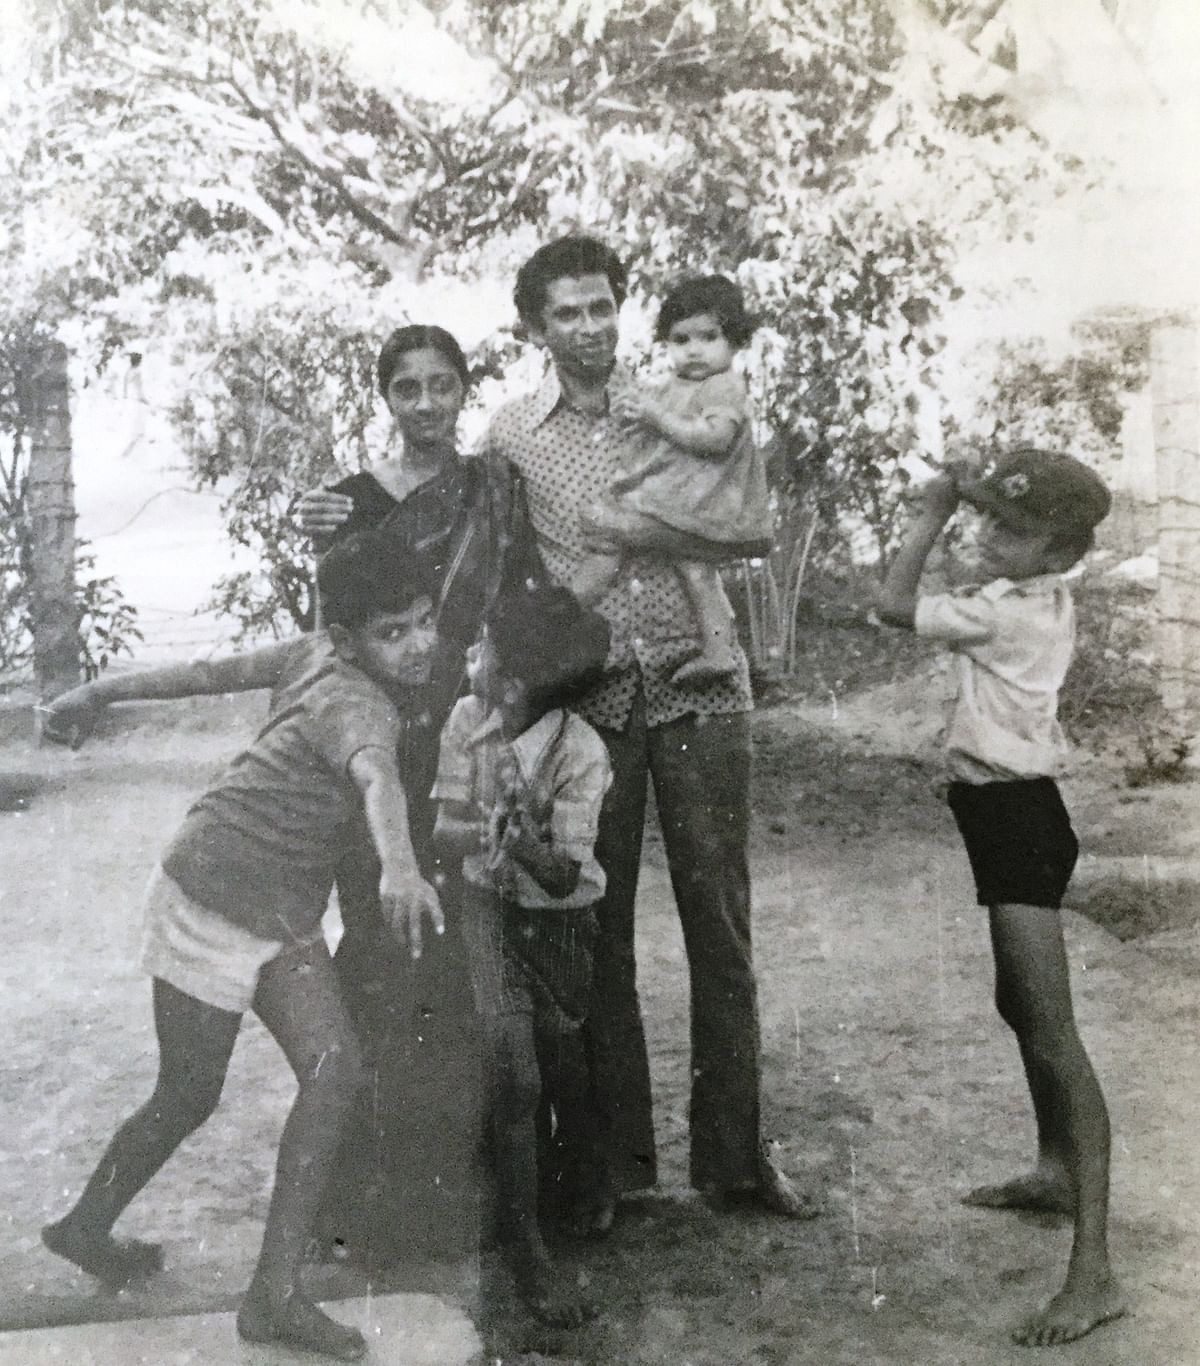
[1149,318,1200,728]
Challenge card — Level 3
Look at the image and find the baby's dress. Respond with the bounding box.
[608,369,771,556]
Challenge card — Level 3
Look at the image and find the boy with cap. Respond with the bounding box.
[876,448,1125,1347]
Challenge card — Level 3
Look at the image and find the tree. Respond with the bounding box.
[3,0,1117,646]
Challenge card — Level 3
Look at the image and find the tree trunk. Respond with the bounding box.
[26,339,82,700]
[1149,317,1200,731]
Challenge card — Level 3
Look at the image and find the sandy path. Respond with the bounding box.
[1,695,1198,1364]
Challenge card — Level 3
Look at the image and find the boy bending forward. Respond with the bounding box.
[877,448,1125,1348]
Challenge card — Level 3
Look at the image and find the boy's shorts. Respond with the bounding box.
[947,777,1079,910]
[139,866,318,1013]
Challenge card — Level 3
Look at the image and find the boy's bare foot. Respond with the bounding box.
[962,1172,1074,1215]
[42,1219,164,1287]
[237,1289,367,1361]
[1013,1277,1127,1347]
[513,1245,594,1327]
[671,652,737,687]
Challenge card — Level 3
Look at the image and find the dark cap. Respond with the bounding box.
[957,448,1111,536]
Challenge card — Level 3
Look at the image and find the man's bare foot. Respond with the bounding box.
[1013,1277,1127,1347]
[513,1245,594,1327]
[962,1172,1074,1215]
[42,1219,164,1287]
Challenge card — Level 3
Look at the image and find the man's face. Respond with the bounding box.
[528,274,620,382]
[343,597,437,690]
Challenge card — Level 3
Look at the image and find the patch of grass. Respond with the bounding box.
[1078,879,1197,941]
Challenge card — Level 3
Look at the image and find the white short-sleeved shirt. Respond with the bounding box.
[432,694,612,909]
[914,574,1075,783]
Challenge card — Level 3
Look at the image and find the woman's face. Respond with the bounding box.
[384,347,465,454]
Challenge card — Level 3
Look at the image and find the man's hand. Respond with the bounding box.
[379,862,445,959]
[297,488,353,536]
[37,687,103,749]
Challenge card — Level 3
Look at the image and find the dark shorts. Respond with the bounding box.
[947,777,1079,909]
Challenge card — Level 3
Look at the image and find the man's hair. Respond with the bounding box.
[485,585,609,714]
[318,525,437,629]
[376,324,470,398]
[655,275,756,348]
[513,235,628,330]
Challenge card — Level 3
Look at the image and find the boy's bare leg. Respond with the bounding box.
[979,904,1125,1347]
[489,1014,592,1327]
[238,941,368,1361]
[670,562,738,684]
[42,979,240,1287]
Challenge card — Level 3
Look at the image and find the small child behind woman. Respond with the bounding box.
[573,274,771,684]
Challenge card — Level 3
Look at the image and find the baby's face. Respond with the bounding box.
[665,311,735,382]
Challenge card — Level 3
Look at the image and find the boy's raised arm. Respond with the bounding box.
[349,748,444,958]
[875,474,960,629]
[40,642,300,747]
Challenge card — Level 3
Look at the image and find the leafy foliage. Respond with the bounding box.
[4,0,1108,643]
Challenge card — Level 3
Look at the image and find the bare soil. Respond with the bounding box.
[1,686,1198,1365]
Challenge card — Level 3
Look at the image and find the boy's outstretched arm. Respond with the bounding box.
[875,474,960,629]
[350,748,444,959]
[40,642,300,747]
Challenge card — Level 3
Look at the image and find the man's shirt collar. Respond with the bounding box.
[530,362,632,428]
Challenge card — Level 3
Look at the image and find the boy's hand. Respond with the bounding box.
[379,862,445,959]
[37,688,103,749]
[910,471,960,517]
[296,488,353,536]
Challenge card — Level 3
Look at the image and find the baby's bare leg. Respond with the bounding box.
[671,562,738,684]
[572,551,623,608]
[979,905,1125,1347]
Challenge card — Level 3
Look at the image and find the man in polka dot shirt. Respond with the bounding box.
[482,235,817,1230]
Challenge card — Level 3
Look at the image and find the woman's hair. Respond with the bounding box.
[376,324,470,398]
[514,235,629,330]
[318,523,437,629]
[655,275,756,348]
[485,585,610,714]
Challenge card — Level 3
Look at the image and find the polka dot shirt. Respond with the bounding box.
[482,365,752,732]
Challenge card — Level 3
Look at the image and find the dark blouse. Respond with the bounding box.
[319,458,545,858]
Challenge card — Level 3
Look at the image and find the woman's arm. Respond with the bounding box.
[349,748,444,958]
[40,642,299,746]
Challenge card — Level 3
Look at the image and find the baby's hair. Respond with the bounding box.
[485,585,609,714]
[655,275,756,348]
[318,526,437,629]
[377,324,470,398]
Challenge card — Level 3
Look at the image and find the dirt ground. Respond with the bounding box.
[1,682,1198,1365]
